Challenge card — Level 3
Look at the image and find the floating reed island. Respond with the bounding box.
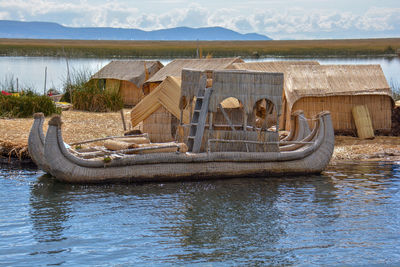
[2,109,400,166]
[1,59,400,167]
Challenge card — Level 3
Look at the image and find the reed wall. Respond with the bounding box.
[287,95,393,134]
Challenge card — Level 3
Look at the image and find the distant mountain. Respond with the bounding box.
[0,20,271,41]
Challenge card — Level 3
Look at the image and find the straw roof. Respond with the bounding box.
[231,60,320,72]
[285,64,393,109]
[130,76,189,127]
[92,60,163,87]
[145,57,244,83]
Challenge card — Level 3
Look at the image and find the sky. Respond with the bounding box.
[0,0,399,40]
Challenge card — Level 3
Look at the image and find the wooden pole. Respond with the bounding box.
[43,66,47,95]
[63,47,72,103]
[120,109,127,131]
[218,104,236,132]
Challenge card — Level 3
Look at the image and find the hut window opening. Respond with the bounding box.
[213,97,244,131]
[252,98,277,132]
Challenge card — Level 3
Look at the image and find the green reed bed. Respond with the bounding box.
[61,68,123,112]
[71,81,124,112]
[1,38,399,58]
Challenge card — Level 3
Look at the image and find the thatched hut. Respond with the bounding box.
[91,60,163,106]
[130,76,186,142]
[142,57,244,94]
[231,61,320,129]
[284,64,393,134]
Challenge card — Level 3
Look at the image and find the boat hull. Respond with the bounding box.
[43,112,334,183]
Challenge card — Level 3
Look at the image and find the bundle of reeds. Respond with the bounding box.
[352,105,374,139]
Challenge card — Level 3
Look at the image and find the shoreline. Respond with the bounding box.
[1,110,400,169]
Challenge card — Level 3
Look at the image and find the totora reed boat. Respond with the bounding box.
[29,70,334,183]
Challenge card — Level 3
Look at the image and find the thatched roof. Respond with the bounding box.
[231,60,320,72]
[130,76,187,127]
[285,64,393,109]
[145,57,244,84]
[92,60,163,87]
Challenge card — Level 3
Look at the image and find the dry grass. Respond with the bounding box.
[332,136,400,162]
[0,109,138,159]
[1,110,399,163]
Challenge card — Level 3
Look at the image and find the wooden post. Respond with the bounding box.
[43,66,47,96]
[218,104,236,132]
[243,109,247,131]
[63,46,72,103]
[16,78,19,93]
[120,109,127,131]
[208,112,214,152]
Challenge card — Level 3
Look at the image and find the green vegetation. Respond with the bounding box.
[1,38,399,58]
[71,81,124,112]
[0,75,60,118]
[61,68,123,112]
[391,80,400,101]
[0,92,61,118]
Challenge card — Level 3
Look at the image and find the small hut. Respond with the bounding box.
[142,57,244,94]
[131,75,242,142]
[91,60,163,106]
[284,64,393,134]
[231,61,320,129]
[130,76,187,142]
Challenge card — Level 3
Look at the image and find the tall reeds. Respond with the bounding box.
[61,68,123,112]
[390,79,400,101]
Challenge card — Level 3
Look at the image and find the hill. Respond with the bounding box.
[0,20,271,41]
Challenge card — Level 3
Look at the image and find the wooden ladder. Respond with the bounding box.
[187,87,212,153]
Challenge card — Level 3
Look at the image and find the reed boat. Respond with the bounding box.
[28,113,51,173]
[32,70,334,183]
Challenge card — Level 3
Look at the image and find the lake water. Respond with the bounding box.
[1,162,399,265]
[0,56,399,94]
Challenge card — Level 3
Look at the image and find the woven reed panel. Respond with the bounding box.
[352,105,375,139]
[209,70,283,116]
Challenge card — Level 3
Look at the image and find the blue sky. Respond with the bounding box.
[0,0,399,39]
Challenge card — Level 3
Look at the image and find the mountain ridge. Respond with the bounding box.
[0,20,271,41]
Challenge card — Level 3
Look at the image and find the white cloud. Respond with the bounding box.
[0,0,399,39]
[0,11,10,19]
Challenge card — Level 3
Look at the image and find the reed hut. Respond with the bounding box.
[231,61,320,129]
[131,76,242,142]
[284,64,393,134]
[91,60,163,106]
[142,57,244,94]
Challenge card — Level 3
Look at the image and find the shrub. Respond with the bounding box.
[0,93,61,118]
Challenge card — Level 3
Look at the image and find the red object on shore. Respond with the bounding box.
[1,90,12,96]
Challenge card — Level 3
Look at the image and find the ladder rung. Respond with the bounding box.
[188,136,195,139]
